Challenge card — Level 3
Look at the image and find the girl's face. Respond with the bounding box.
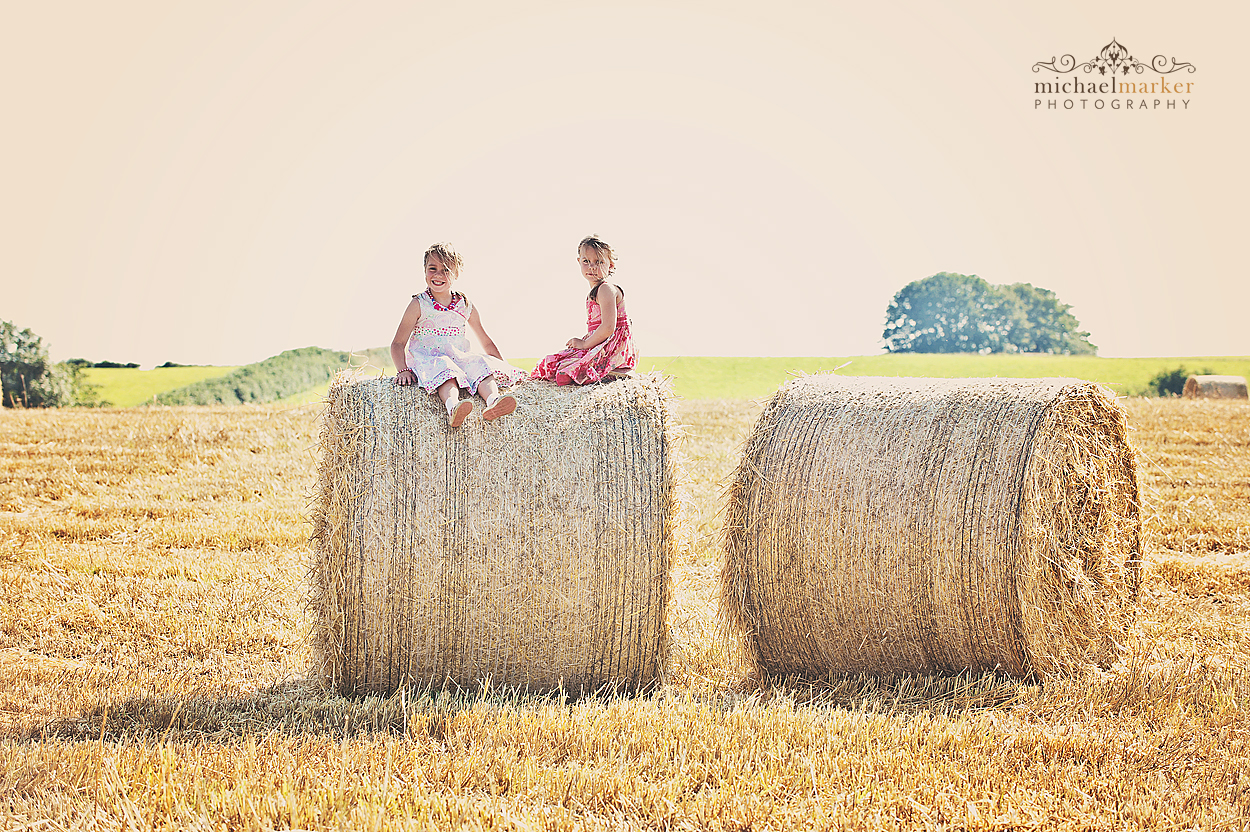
[424,256,458,295]
[578,247,612,283]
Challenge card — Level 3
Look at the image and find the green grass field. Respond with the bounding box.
[82,366,237,407]
[638,355,1250,400]
[86,355,1250,406]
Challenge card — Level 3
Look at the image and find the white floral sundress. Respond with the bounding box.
[404,291,525,395]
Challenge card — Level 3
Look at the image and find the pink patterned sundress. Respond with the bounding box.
[531,285,638,385]
[404,291,525,395]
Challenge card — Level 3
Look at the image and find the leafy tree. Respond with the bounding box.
[883,274,1096,354]
[0,321,73,407]
[998,283,1096,355]
[59,359,107,406]
[882,272,1001,353]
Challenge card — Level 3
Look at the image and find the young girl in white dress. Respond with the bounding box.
[390,242,525,427]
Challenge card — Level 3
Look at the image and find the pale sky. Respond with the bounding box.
[3,1,1246,367]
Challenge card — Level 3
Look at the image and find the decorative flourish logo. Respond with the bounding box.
[1032,38,1195,111]
[1033,38,1196,77]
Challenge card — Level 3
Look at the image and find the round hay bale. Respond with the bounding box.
[311,374,675,695]
[1182,375,1248,400]
[721,376,1141,680]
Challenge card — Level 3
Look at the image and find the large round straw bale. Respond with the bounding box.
[311,374,675,695]
[721,376,1141,679]
[1182,375,1248,400]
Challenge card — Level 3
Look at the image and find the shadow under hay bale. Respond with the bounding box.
[311,374,675,696]
[721,376,1141,681]
[1182,374,1248,400]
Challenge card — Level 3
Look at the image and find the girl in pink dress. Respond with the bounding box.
[531,235,638,386]
[391,243,525,427]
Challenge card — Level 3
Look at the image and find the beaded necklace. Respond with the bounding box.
[426,290,463,311]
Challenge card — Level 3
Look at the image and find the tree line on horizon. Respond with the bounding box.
[1,319,353,408]
[0,283,1210,408]
[151,347,350,405]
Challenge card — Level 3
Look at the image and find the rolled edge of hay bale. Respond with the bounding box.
[310,372,676,696]
[720,376,1141,680]
[1182,375,1249,400]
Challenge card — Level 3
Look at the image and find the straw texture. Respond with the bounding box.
[311,374,675,695]
[1183,375,1248,400]
[721,376,1141,680]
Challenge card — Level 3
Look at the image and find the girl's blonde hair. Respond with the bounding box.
[578,235,616,275]
[423,242,464,275]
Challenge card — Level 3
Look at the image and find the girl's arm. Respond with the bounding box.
[390,298,422,385]
[467,306,506,361]
[567,284,618,350]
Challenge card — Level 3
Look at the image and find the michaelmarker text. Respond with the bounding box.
[1034,76,1194,95]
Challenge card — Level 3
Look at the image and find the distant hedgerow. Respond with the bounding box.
[151,347,350,406]
[1145,365,1214,397]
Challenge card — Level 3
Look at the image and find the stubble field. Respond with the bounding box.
[1,395,1248,830]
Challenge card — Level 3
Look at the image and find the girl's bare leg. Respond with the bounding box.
[438,379,472,427]
[480,376,517,421]
[476,377,499,405]
[435,378,459,408]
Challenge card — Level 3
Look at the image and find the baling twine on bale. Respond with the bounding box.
[311,373,676,695]
[721,376,1141,680]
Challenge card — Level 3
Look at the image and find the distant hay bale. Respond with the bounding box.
[311,374,675,696]
[721,376,1141,680]
[1182,375,1248,400]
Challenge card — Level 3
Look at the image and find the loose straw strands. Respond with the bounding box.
[720,376,1141,681]
[310,374,676,696]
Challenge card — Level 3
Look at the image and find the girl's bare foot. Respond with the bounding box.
[482,393,516,422]
[448,399,473,428]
